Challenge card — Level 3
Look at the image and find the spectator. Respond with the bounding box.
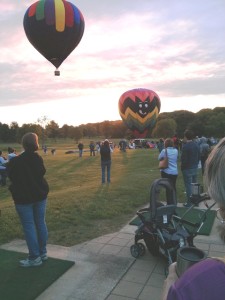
[181,129,200,207]
[78,141,84,157]
[199,137,210,174]
[158,138,178,194]
[6,133,49,267]
[89,141,95,156]
[157,138,164,153]
[162,137,225,300]
[128,140,136,149]
[8,147,17,161]
[95,142,100,155]
[100,139,112,184]
[0,150,8,186]
[43,145,47,154]
[119,140,127,152]
[172,134,179,150]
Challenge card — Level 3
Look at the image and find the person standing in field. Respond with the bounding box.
[0,150,8,186]
[181,129,200,207]
[89,141,95,156]
[7,147,17,161]
[6,132,49,267]
[157,138,164,153]
[78,141,84,157]
[199,136,210,174]
[158,138,178,193]
[100,139,112,184]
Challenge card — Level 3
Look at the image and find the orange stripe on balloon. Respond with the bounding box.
[55,0,65,32]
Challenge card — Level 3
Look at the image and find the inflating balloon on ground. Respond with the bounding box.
[23,0,85,76]
[118,88,161,138]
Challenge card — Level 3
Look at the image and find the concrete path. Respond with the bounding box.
[1,200,225,300]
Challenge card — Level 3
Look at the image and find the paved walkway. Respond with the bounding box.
[1,201,225,300]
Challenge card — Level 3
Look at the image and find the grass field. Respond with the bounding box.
[0,139,203,247]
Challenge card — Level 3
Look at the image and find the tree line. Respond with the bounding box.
[0,107,224,144]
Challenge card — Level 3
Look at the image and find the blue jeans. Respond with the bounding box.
[182,168,198,203]
[101,160,111,183]
[79,149,83,157]
[15,199,48,259]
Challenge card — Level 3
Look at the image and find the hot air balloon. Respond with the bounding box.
[118,88,161,138]
[23,0,85,75]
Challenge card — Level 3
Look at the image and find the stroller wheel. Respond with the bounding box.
[130,244,141,258]
[137,242,146,256]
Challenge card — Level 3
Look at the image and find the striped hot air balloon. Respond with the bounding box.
[23,0,85,75]
[118,88,161,138]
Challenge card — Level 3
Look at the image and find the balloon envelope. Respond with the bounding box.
[118,88,161,137]
[23,0,85,69]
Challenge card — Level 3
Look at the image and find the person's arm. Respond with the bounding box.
[161,262,178,300]
[158,149,165,161]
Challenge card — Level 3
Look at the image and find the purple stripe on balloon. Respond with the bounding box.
[72,5,80,25]
[45,0,55,26]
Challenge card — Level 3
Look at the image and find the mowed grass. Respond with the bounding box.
[0,141,203,247]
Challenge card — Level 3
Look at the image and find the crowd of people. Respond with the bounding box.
[162,136,225,300]
[0,147,17,186]
[0,130,219,273]
[158,131,213,207]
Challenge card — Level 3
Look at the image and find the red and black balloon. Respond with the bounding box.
[118,88,161,137]
[23,0,85,75]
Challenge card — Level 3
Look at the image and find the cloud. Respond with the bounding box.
[0,0,224,126]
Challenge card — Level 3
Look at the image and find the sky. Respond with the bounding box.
[1,0,225,127]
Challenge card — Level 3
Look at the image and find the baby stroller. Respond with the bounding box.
[130,178,213,265]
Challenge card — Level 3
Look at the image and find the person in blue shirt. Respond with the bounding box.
[181,129,200,207]
[158,138,178,194]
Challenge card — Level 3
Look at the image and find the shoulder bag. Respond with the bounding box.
[159,148,168,169]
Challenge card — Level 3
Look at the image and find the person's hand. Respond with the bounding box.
[161,262,179,300]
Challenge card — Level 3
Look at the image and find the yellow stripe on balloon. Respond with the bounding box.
[54,0,65,32]
[121,107,159,124]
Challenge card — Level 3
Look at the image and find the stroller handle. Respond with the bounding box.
[173,201,216,235]
[173,215,202,229]
[136,208,150,223]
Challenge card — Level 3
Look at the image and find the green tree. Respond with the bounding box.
[208,112,225,138]
[72,127,83,142]
[152,118,177,138]
[46,120,59,140]
[101,121,114,138]
[18,124,42,143]
[0,123,10,142]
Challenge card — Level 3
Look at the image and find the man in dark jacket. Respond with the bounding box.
[100,139,112,183]
[7,132,49,267]
[181,129,200,207]
[78,141,84,157]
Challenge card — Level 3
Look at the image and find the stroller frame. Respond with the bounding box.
[130,178,215,266]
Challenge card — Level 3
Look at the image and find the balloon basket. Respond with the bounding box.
[54,70,60,76]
